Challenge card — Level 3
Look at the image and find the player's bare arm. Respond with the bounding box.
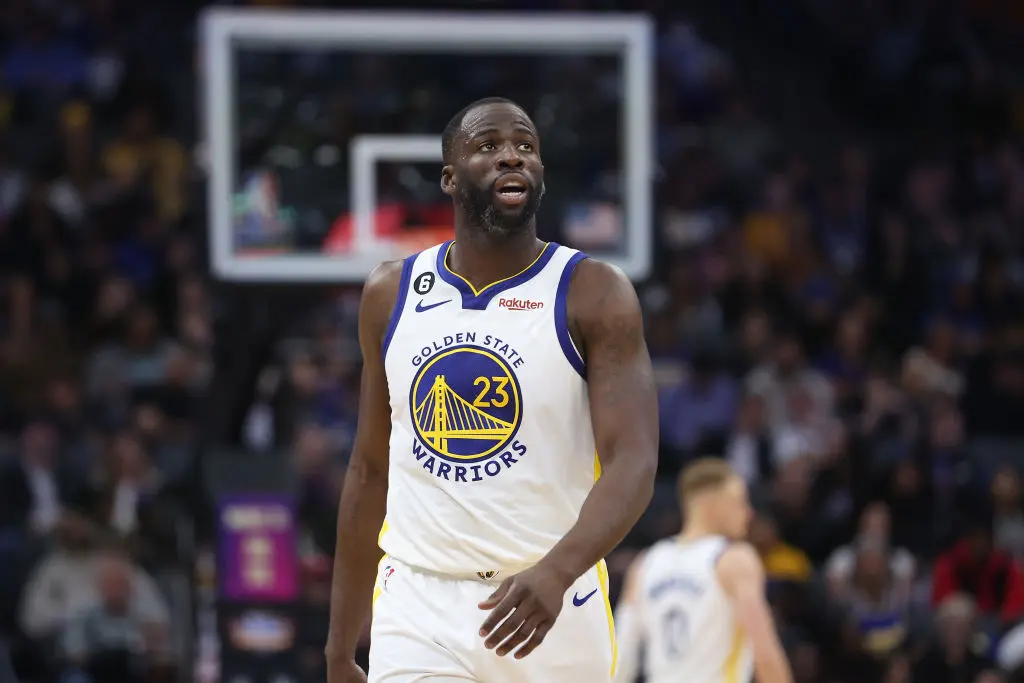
[479,259,658,658]
[717,543,794,683]
[325,261,402,682]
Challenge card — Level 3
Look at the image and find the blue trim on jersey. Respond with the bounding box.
[555,251,589,379]
[381,255,416,359]
[436,240,559,310]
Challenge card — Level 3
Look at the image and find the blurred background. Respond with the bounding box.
[2,0,1024,682]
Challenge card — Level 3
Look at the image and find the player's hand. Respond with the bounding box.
[478,562,574,659]
[326,656,367,683]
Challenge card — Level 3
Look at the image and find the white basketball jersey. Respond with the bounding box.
[635,537,753,683]
[378,241,596,576]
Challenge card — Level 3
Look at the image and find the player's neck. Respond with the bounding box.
[448,227,544,289]
[677,521,719,544]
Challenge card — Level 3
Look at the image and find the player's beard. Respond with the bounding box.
[457,179,544,237]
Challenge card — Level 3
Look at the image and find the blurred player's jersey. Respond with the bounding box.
[379,240,594,576]
[635,536,753,683]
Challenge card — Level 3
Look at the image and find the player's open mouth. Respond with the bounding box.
[495,177,528,206]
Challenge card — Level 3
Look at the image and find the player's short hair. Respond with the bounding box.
[678,457,736,503]
[441,96,524,164]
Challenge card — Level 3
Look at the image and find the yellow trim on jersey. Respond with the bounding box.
[372,522,390,614]
[371,555,388,615]
[596,558,618,677]
[593,453,616,675]
[723,625,745,683]
[443,241,551,296]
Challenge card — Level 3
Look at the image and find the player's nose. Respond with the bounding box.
[496,143,524,170]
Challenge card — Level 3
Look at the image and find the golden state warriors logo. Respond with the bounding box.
[409,342,529,482]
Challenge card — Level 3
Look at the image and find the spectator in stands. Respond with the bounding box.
[88,431,175,567]
[865,212,929,354]
[295,423,342,558]
[991,466,1024,559]
[59,551,172,683]
[922,400,987,546]
[857,370,912,466]
[914,594,994,683]
[825,502,915,602]
[748,511,812,584]
[48,102,116,231]
[0,421,86,537]
[741,171,807,272]
[658,350,738,463]
[87,304,179,398]
[746,328,834,432]
[715,391,776,488]
[773,384,844,466]
[902,318,965,399]
[19,523,169,645]
[730,308,776,374]
[281,353,329,439]
[834,540,914,662]
[883,456,939,560]
[816,311,871,401]
[932,524,1024,624]
[101,102,187,224]
[41,376,96,473]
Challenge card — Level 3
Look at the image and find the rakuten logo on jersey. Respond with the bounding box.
[498,297,544,311]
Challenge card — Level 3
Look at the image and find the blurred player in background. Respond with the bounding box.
[325,97,659,683]
[613,458,794,683]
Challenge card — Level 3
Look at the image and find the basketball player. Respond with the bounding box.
[612,459,793,683]
[325,97,659,683]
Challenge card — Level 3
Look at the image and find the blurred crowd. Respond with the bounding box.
[0,1,207,682]
[2,0,1024,683]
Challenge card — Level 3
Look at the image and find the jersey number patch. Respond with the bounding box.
[414,272,435,295]
[661,607,690,658]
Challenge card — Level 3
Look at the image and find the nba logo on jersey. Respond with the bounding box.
[382,564,395,590]
[408,338,529,484]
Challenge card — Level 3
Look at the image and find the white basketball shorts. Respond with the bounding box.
[368,555,617,683]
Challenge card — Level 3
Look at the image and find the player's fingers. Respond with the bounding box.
[478,578,513,610]
[496,614,541,657]
[483,606,526,651]
[513,621,552,659]
[479,586,521,637]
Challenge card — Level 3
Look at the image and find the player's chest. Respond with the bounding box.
[389,321,555,407]
[387,319,580,485]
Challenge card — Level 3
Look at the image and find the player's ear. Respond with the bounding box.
[441,165,456,197]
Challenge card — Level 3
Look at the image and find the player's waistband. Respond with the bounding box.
[384,555,534,583]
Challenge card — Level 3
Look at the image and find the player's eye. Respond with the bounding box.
[518,142,533,152]
[479,142,496,152]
